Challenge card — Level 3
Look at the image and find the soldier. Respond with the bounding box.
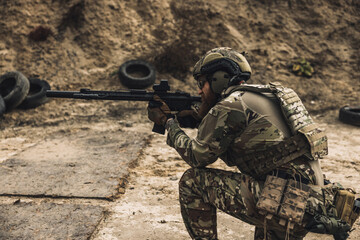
[147,47,357,240]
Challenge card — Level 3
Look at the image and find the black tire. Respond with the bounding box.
[118,60,156,89]
[339,106,360,126]
[0,95,5,116]
[0,71,30,111]
[18,78,51,109]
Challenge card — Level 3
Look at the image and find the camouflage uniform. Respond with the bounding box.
[158,47,356,239]
[165,86,320,239]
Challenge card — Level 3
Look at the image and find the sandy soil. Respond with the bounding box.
[88,120,360,240]
[1,0,359,239]
[1,118,359,239]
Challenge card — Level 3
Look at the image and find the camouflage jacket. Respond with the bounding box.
[166,86,317,183]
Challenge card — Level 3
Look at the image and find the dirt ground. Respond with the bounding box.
[90,121,360,240]
[0,119,359,239]
[1,0,360,239]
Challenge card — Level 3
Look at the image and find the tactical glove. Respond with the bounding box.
[176,102,202,128]
[147,95,173,126]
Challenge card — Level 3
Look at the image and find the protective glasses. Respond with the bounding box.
[197,78,207,89]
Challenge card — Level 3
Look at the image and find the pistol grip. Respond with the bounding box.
[152,123,165,135]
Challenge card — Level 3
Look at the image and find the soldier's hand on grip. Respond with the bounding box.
[147,95,172,126]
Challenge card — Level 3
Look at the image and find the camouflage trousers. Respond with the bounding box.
[179,167,310,240]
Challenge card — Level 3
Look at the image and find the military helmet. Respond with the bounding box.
[193,47,252,94]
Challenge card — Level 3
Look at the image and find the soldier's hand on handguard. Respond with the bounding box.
[176,106,202,129]
[147,95,173,126]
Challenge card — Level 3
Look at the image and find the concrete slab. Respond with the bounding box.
[0,129,148,200]
[0,201,104,240]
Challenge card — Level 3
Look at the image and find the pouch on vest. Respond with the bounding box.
[351,198,360,226]
[256,175,286,216]
[256,175,310,229]
[334,189,360,227]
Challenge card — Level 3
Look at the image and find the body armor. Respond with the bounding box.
[231,82,328,178]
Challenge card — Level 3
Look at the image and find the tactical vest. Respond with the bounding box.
[229,82,328,178]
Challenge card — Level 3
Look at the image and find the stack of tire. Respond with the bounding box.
[0,71,50,116]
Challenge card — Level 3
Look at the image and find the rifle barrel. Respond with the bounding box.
[46,91,84,99]
[46,90,201,102]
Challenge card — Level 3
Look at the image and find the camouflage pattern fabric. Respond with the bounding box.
[166,88,317,183]
[256,175,287,216]
[277,179,310,224]
[192,47,252,80]
[256,175,311,230]
[165,86,323,239]
[179,167,309,240]
[221,83,328,177]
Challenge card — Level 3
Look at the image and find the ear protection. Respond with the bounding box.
[201,58,251,94]
[207,71,230,94]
